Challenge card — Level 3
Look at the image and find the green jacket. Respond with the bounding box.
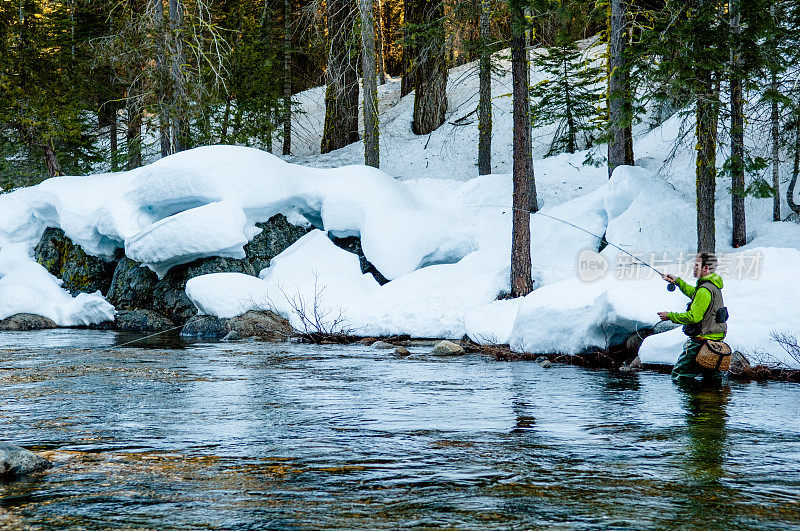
[667,273,725,341]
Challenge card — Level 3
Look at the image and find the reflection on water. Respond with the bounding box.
[1,330,799,529]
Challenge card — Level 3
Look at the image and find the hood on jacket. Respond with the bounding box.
[697,273,723,289]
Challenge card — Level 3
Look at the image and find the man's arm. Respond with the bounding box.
[674,277,695,299]
[668,287,711,324]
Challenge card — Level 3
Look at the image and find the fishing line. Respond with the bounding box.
[466,203,678,291]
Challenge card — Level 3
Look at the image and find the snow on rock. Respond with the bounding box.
[0,243,114,326]
[125,201,258,278]
[506,275,675,355]
[186,231,508,338]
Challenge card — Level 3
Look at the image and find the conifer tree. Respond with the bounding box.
[529,41,605,156]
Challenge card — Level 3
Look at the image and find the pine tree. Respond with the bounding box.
[530,41,605,156]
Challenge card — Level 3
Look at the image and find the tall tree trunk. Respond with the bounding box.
[376,0,387,85]
[126,96,143,170]
[283,0,292,155]
[730,0,745,247]
[510,9,534,298]
[110,102,118,171]
[789,116,800,215]
[42,141,62,178]
[477,0,491,175]
[169,0,187,152]
[100,100,119,171]
[152,0,171,157]
[221,96,231,143]
[564,56,575,154]
[401,0,413,97]
[771,71,781,221]
[695,76,717,253]
[409,0,447,135]
[607,0,633,178]
[321,0,360,153]
[359,0,380,167]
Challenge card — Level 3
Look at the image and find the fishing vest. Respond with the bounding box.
[683,281,727,338]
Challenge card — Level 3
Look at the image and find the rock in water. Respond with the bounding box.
[180,315,229,338]
[730,351,751,375]
[180,311,293,341]
[228,311,293,341]
[372,341,395,349]
[0,443,51,478]
[34,227,119,296]
[115,310,175,333]
[394,346,411,356]
[538,359,553,369]
[0,313,58,331]
[431,340,465,356]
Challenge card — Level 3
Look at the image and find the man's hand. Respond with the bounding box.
[657,311,671,321]
[661,274,677,284]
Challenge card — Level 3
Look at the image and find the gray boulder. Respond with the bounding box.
[538,359,553,369]
[228,311,293,341]
[431,340,465,356]
[107,257,158,310]
[180,315,230,338]
[394,346,411,356]
[34,227,119,295]
[181,311,293,341]
[115,310,175,333]
[152,257,256,324]
[0,313,58,331]
[0,443,51,478]
[244,214,310,274]
[108,256,255,325]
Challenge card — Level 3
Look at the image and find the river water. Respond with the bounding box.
[1,330,799,529]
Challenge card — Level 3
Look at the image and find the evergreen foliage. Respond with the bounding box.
[529,41,605,156]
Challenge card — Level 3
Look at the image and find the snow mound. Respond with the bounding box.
[0,244,115,326]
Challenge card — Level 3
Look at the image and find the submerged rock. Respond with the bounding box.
[372,341,395,349]
[34,227,119,296]
[0,443,51,478]
[431,340,465,356]
[115,310,175,333]
[181,315,229,338]
[180,311,292,341]
[0,313,58,331]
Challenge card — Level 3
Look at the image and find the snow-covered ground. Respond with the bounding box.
[1,42,799,368]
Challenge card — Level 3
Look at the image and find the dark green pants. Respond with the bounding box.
[672,338,723,383]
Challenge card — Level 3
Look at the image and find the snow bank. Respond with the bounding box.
[0,244,114,326]
[187,230,508,338]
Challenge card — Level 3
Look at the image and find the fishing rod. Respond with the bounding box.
[468,204,677,292]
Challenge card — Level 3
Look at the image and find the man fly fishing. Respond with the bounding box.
[658,252,727,383]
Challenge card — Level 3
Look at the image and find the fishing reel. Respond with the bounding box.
[667,283,676,292]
